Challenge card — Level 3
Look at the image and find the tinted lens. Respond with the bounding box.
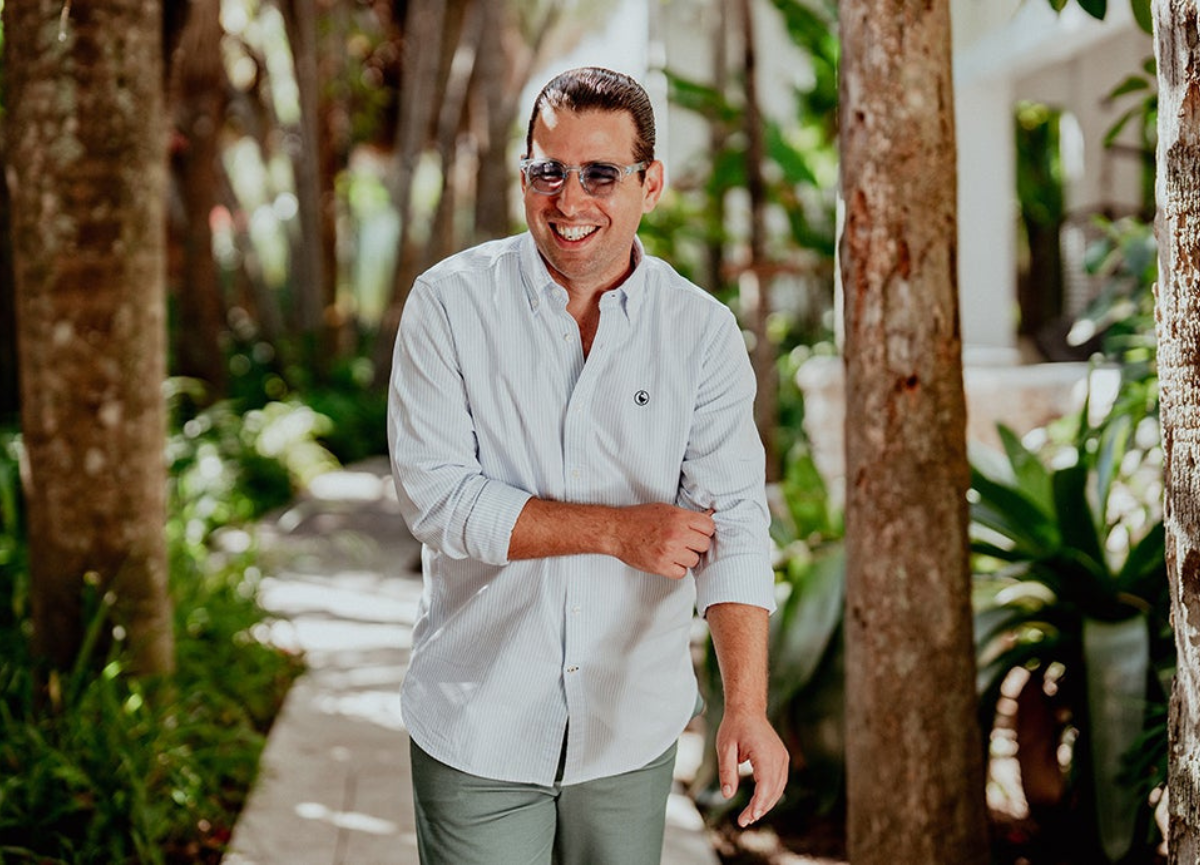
[580,163,622,194]
[528,160,566,192]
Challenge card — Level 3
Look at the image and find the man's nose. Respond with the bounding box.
[555,170,590,213]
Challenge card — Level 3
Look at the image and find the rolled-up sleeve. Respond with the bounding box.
[387,279,532,564]
[678,309,777,616]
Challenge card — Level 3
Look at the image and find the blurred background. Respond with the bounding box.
[0,0,1171,863]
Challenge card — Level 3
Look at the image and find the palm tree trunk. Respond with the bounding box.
[5,0,175,677]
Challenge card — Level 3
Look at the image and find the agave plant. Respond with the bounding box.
[971,411,1170,863]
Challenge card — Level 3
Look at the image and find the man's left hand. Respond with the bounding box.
[716,708,789,827]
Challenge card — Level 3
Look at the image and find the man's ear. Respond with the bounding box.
[642,160,665,213]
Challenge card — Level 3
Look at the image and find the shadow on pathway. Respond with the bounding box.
[222,457,718,865]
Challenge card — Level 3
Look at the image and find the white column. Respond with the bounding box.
[955,75,1020,362]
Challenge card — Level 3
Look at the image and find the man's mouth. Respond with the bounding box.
[553,224,598,242]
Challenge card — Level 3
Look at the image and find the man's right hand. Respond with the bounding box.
[610,503,715,579]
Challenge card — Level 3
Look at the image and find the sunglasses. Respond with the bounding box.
[520,158,647,198]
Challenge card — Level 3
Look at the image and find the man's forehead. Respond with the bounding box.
[531,107,637,148]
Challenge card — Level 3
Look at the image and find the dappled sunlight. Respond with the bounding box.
[294,801,400,836]
[308,468,397,502]
[313,690,406,731]
[258,574,420,624]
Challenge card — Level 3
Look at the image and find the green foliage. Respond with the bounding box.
[221,334,391,465]
[167,379,341,552]
[697,445,846,821]
[1069,216,1157,370]
[971,407,1169,862]
[0,396,309,862]
[1045,0,1151,33]
[0,557,301,864]
[643,0,839,349]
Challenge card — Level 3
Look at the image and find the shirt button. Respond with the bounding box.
[566,666,579,674]
[571,469,580,479]
[572,606,581,614]
[562,332,571,342]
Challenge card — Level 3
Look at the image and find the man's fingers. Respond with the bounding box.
[735,749,788,827]
[718,740,740,800]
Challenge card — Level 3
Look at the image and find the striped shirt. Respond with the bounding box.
[387,232,775,786]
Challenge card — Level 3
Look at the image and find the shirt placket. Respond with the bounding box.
[556,292,623,782]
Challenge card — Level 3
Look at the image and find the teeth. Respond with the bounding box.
[555,224,597,242]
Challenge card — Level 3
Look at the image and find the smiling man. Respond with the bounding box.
[388,67,788,865]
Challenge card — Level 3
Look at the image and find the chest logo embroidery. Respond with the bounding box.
[634,390,650,406]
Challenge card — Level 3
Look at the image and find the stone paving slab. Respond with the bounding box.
[223,458,719,865]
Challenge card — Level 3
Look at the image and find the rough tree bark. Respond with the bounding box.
[1153,2,1200,861]
[838,0,989,862]
[4,0,175,676]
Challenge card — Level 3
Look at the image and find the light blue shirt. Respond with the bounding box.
[387,232,775,786]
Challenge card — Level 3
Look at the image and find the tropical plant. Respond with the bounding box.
[1069,215,1157,372]
[695,445,846,823]
[0,392,321,862]
[971,406,1169,863]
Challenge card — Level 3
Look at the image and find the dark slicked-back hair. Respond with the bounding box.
[524,67,656,169]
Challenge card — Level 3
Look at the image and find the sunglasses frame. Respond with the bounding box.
[519,158,648,197]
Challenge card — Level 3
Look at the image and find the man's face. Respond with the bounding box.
[522,108,664,296]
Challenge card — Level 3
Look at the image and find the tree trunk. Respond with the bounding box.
[838,0,989,862]
[425,0,483,270]
[371,0,448,380]
[737,0,779,481]
[0,142,17,420]
[472,0,513,243]
[4,0,175,676]
[471,1,559,245]
[281,0,328,363]
[173,0,229,393]
[1153,2,1200,861]
[706,0,730,298]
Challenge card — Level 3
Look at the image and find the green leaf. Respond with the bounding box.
[1103,106,1140,148]
[766,121,818,187]
[971,538,1036,563]
[970,467,1059,554]
[998,425,1054,515]
[1095,412,1132,520]
[1052,464,1106,571]
[1117,522,1165,594]
[1084,615,1149,862]
[1131,0,1153,33]
[1108,75,1150,100]
[1048,0,1070,11]
[1077,0,1108,19]
[768,545,845,712]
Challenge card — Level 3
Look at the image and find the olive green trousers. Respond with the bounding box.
[409,739,677,865]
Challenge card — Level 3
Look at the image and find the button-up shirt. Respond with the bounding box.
[388,232,775,786]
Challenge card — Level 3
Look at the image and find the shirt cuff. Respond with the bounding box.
[694,553,777,617]
[464,482,533,565]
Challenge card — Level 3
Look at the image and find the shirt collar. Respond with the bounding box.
[519,232,647,323]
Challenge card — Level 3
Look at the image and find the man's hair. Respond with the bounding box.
[524,67,656,168]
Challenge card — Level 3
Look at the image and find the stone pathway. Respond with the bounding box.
[222,457,718,865]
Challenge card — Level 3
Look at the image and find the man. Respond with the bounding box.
[388,66,788,865]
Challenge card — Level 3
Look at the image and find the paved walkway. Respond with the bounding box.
[222,457,719,865]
